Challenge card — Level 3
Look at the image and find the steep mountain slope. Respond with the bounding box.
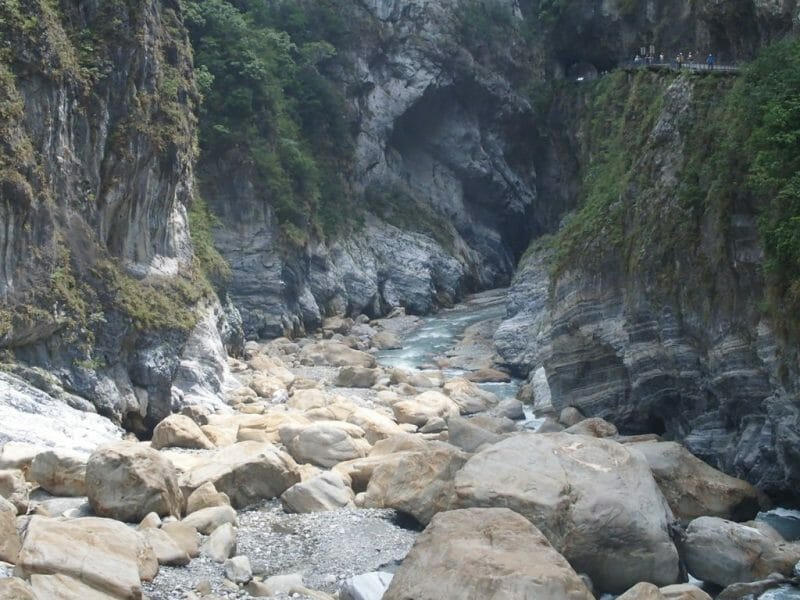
[0,0,234,433]
[497,53,800,501]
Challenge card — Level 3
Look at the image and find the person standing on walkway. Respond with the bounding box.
[676,53,683,69]
[706,53,715,70]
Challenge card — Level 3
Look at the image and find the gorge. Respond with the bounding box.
[1,0,800,598]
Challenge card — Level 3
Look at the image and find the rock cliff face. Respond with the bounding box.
[497,70,800,502]
[200,0,541,338]
[0,0,233,434]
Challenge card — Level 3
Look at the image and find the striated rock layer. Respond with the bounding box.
[496,72,800,502]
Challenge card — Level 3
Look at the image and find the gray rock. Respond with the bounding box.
[29,449,88,497]
[0,469,29,513]
[383,508,594,600]
[340,571,394,600]
[0,577,36,600]
[559,406,586,427]
[281,472,355,513]
[455,433,680,593]
[491,399,526,421]
[16,516,158,598]
[446,416,504,452]
[201,522,236,563]
[282,423,371,468]
[186,481,231,514]
[224,555,253,584]
[334,366,382,389]
[181,441,300,508]
[0,507,20,563]
[86,441,183,522]
[151,414,215,450]
[362,444,469,525]
[0,373,122,454]
[564,417,618,438]
[181,505,238,535]
[681,516,800,586]
[632,441,768,523]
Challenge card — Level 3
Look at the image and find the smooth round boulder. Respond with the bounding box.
[564,417,618,438]
[283,422,370,468]
[0,577,36,600]
[0,469,29,513]
[442,379,499,415]
[29,449,88,496]
[362,444,469,525]
[86,441,183,522]
[383,508,594,600]
[454,433,680,593]
[681,516,800,586]
[186,481,231,514]
[181,441,300,508]
[151,414,215,450]
[16,516,158,598]
[631,441,767,523]
[391,391,460,427]
[334,366,382,388]
[281,471,355,513]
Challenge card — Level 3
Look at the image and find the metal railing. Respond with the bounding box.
[624,60,740,74]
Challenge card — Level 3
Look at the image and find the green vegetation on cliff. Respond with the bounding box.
[184,0,356,246]
[548,36,800,333]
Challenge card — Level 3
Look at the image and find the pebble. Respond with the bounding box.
[142,501,417,599]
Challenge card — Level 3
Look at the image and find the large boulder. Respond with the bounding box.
[442,379,499,415]
[340,572,394,600]
[0,497,20,563]
[564,417,618,438]
[281,471,355,513]
[16,515,158,599]
[454,433,680,593]
[235,411,311,444]
[139,526,191,566]
[446,416,505,453]
[630,441,767,523]
[281,422,371,468]
[300,341,377,368]
[0,469,29,513]
[29,449,88,497]
[335,366,382,388]
[681,516,800,586]
[391,391,460,427]
[86,441,183,522]
[0,578,36,600]
[617,583,712,600]
[181,441,300,508]
[383,508,595,600]
[186,481,231,514]
[181,505,237,535]
[151,414,215,450]
[361,444,469,525]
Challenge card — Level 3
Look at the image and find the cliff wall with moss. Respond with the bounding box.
[497,41,800,501]
[0,0,234,434]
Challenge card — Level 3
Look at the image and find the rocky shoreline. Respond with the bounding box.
[1,294,799,600]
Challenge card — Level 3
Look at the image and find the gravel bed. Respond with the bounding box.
[143,501,418,599]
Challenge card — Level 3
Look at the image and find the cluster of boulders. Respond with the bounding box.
[1,311,799,599]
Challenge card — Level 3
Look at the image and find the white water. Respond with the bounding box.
[375,289,543,428]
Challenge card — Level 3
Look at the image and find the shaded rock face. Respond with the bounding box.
[201,0,539,338]
[497,73,800,502]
